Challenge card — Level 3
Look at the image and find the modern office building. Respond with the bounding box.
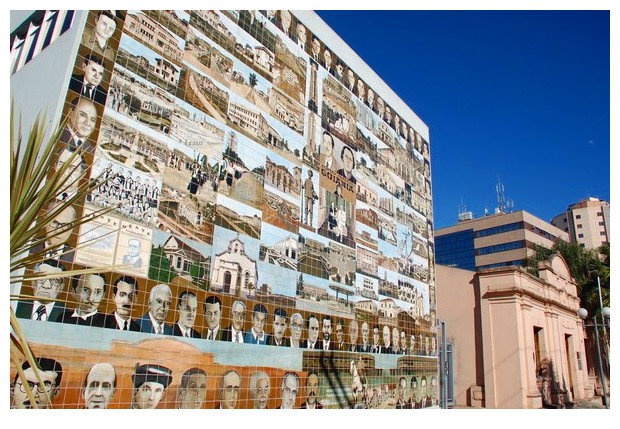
[551,197,610,250]
[10,10,437,409]
[435,210,569,271]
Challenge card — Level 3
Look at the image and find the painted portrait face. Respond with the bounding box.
[12,367,59,409]
[385,106,392,123]
[204,301,221,330]
[95,13,116,41]
[220,371,241,409]
[372,327,380,345]
[83,59,104,87]
[361,322,369,343]
[312,37,321,55]
[149,287,172,323]
[273,315,287,341]
[45,204,76,247]
[83,363,115,409]
[280,10,291,31]
[400,331,407,349]
[290,314,303,341]
[134,381,165,409]
[348,320,359,345]
[178,294,198,329]
[322,318,332,341]
[431,376,438,398]
[321,132,334,157]
[382,325,391,346]
[420,378,427,397]
[306,373,319,405]
[335,323,344,344]
[336,63,344,77]
[308,317,319,343]
[231,302,245,331]
[252,311,267,335]
[113,280,136,318]
[341,147,355,173]
[296,23,306,44]
[281,374,298,409]
[392,327,399,346]
[74,274,105,314]
[347,68,355,86]
[69,98,97,139]
[398,378,407,400]
[178,373,207,409]
[367,88,375,106]
[252,376,270,409]
[127,238,141,257]
[356,79,365,98]
[33,263,64,302]
[377,97,385,117]
[324,50,332,68]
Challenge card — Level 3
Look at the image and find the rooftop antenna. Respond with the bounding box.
[495,175,507,214]
[458,199,473,222]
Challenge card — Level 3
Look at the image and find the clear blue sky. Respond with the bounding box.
[316,10,610,229]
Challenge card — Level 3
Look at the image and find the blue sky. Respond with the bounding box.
[316,10,610,229]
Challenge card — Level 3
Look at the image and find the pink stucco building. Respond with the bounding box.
[437,254,595,408]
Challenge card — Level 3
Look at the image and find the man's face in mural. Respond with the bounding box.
[431,376,438,399]
[281,374,299,409]
[178,294,198,329]
[308,317,319,343]
[45,203,76,248]
[290,314,303,342]
[231,301,245,331]
[83,363,115,409]
[74,274,105,315]
[273,314,287,342]
[178,372,207,409]
[83,58,105,87]
[372,327,380,346]
[306,373,319,405]
[11,367,60,409]
[400,331,407,350]
[204,301,221,330]
[113,280,136,318]
[133,381,165,409]
[382,325,391,347]
[398,378,407,401]
[94,13,117,42]
[321,132,334,158]
[348,320,359,346]
[32,263,64,302]
[421,378,427,397]
[377,97,385,118]
[252,376,270,409]
[335,322,344,345]
[149,287,171,323]
[322,318,332,341]
[361,322,369,344]
[220,371,241,409]
[69,97,97,140]
[252,310,266,336]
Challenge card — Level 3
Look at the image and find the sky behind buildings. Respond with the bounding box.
[316,9,611,229]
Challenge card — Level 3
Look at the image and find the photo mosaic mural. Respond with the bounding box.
[11,10,437,409]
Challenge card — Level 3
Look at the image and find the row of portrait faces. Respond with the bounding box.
[18,259,437,355]
[260,10,426,155]
[11,357,438,409]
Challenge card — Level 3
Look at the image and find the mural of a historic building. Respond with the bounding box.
[10,9,436,409]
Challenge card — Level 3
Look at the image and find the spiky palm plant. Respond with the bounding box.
[10,103,113,408]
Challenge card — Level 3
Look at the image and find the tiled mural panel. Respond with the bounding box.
[12,10,437,409]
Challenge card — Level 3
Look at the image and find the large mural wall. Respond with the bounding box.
[11,10,437,409]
